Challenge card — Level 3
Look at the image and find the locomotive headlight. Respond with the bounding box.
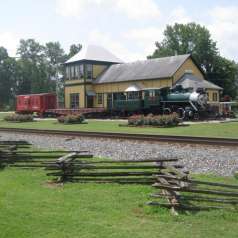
[189,92,199,102]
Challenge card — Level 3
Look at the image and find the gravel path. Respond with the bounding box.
[1,132,238,176]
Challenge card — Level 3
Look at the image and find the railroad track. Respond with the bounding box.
[0,127,238,147]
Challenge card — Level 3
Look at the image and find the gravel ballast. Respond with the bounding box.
[1,132,238,176]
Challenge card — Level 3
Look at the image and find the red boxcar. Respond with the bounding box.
[16,93,57,116]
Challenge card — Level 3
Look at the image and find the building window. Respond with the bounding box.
[113,92,126,100]
[79,64,84,79]
[75,65,79,79]
[212,92,218,101]
[65,66,70,80]
[97,93,103,104]
[70,93,79,109]
[70,66,73,79]
[86,64,93,79]
[128,91,140,100]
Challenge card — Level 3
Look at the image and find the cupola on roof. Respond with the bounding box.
[65,45,123,64]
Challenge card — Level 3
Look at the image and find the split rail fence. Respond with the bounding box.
[1,140,238,213]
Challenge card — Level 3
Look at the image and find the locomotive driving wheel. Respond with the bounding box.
[176,107,186,120]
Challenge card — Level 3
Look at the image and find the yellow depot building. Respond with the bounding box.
[64,45,222,109]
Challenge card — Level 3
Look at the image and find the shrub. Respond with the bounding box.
[128,113,180,127]
[144,113,153,125]
[57,114,85,124]
[4,113,34,122]
[128,115,144,126]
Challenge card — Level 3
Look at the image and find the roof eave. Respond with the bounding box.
[93,76,172,85]
[64,59,122,65]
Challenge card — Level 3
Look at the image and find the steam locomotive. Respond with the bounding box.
[109,86,208,120]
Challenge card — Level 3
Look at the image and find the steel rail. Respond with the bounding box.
[0,127,238,146]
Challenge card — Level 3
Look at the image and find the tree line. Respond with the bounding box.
[0,39,81,110]
[0,22,237,110]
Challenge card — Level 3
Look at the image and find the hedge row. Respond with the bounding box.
[4,113,34,122]
[57,114,85,124]
[128,113,180,127]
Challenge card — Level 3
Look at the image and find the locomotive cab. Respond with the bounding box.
[143,88,161,109]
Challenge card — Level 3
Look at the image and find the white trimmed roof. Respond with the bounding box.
[65,45,123,64]
[125,83,144,92]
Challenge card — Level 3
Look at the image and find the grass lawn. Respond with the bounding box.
[0,167,238,238]
[0,112,12,120]
[0,117,238,138]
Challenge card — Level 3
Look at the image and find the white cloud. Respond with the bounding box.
[0,32,19,56]
[123,7,191,58]
[124,27,163,57]
[208,6,238,61]
[168,6,191,24]
[115,0,160,19]
[56,0,93,17]
[56,0,160,19]
[88,30,143,62]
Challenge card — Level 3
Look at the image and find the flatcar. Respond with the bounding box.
[16,93,57,117]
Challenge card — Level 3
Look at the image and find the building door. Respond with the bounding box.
[107,93,113,109]
[87,96,94,108]
[70,93,80,109]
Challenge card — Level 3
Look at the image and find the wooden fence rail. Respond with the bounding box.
[44,154,179,184]
[148,165,238,214]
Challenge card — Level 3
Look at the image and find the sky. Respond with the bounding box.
[0,0,238,62]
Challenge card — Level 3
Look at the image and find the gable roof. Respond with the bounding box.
[65,45,123,64]
[176,73,223,90]
[94,54,191,84]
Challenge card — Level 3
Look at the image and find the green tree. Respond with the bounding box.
[149,23,218,75]
[45,42,66,66]
[149,23,238,98]
[68,43,82,58]
[0,47,17,109]
[16,39,54,94]
[209,56,238,98]
[17,39,45,63]
[44,41,67,103]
